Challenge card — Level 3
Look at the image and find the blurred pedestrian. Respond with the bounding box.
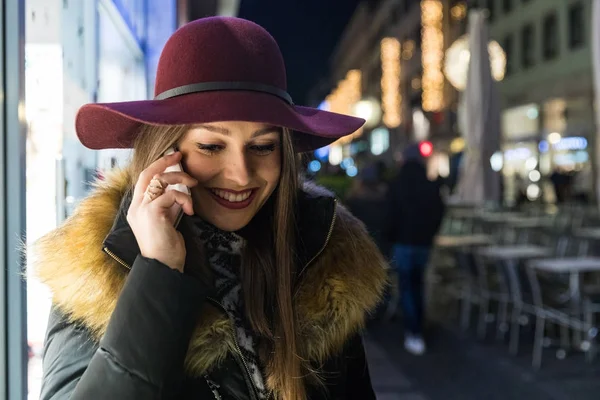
[515,174,529,207]
[550,167,571,204]
[572,165,592,204]
[387,143,445,355]
[345,164,390,260]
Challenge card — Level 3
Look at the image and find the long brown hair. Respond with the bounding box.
[129,123,306,400]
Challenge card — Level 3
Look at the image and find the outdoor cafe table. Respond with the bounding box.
[508,217,554,229]
[435,234,493,249]
[478,212,525,223]
[434,235,494,293]
[478,215,554,229]
[528,257,600,299]
[528,257,600,347]
[574,228,600,241]
[447,208,481,219]
[478,245,552,261]
[477,245,554,311]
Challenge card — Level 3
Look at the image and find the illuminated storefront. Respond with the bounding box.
[499,97,593,203]
[95,0,177,171]
[24,1,178,397]
[95,0,148,170]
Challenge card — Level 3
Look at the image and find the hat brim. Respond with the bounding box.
[75,91,365,152]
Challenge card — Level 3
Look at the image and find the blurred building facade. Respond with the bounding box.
[312,0,466,182]
[314,0,594,204]
[475,0,594,203]
[312,0,467,183]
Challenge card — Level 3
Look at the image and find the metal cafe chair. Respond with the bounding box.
[525,263,597,369]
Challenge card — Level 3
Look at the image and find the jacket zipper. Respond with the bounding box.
[295,199,338,286]
[103,247,131,269]
[103,200,338,399]
[207,297,261,400]
[101,248,262,399]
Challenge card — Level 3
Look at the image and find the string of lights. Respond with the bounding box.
[326,69,362,144]
[421,0,445,112]
[381,37,401,128]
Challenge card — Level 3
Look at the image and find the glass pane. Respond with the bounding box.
[569,2,585,49]
[24,1,155,398]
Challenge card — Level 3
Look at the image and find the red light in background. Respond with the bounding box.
[433,112,445,124]
[419,141,433,157]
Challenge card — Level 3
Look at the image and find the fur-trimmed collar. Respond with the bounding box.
[29,169,388,391]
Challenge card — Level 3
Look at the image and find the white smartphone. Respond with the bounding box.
[163,147,191,227]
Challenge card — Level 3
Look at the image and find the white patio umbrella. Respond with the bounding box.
[592,0,600,204]
[453,10,501,206]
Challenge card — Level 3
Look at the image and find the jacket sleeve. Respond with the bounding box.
[344,333,377,400]
[40,255,209,399]
[320,333,376,400]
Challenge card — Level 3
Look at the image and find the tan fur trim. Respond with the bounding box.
[29,169,388,386]
[29,169,131,337]
[184,303,234,375]
[294,204,388,363]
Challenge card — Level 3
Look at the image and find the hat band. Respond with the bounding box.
[154,81,294,105]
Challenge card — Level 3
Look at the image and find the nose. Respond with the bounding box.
[223,150,251,187]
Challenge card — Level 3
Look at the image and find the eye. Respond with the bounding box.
[249,143,277,156]
[196,143,223,155]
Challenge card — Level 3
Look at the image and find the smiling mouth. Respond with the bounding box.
[208,188,258,210]
[210,188,254,203]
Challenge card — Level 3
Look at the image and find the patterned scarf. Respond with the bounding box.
[190,217,269,399]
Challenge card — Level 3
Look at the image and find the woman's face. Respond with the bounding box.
[178,121,282,231]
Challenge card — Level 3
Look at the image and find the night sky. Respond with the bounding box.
[238,0,362,106]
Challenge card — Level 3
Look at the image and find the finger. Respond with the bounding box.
[142,188,163,204]
[149,175,168,189]
[150,189,195,216]
[153,171,198,188]
[140,177,167,205]
[146,184,164,196]
[133,151,183,202]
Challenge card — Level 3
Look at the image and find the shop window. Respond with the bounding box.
[568,2,585,49]
[502,34,514,76]
[502,103,539,140]
[521,23,535,69]
[543,12,558,60]
[543,98,567,133]
[370,127,390,156]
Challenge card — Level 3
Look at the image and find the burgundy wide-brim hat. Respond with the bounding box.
[75,17,365,152]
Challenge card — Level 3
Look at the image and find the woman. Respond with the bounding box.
[32,17,388,400]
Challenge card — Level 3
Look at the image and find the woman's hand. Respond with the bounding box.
[127,151,198,272]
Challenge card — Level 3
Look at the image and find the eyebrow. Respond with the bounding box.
[194,124,281,138]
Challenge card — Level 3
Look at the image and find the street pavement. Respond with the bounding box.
[365,318,600,400]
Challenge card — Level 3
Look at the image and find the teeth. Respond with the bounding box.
[212,189,252,202]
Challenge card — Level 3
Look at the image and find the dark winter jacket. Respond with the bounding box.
[387,161,445,247]
[30,170,388,400]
